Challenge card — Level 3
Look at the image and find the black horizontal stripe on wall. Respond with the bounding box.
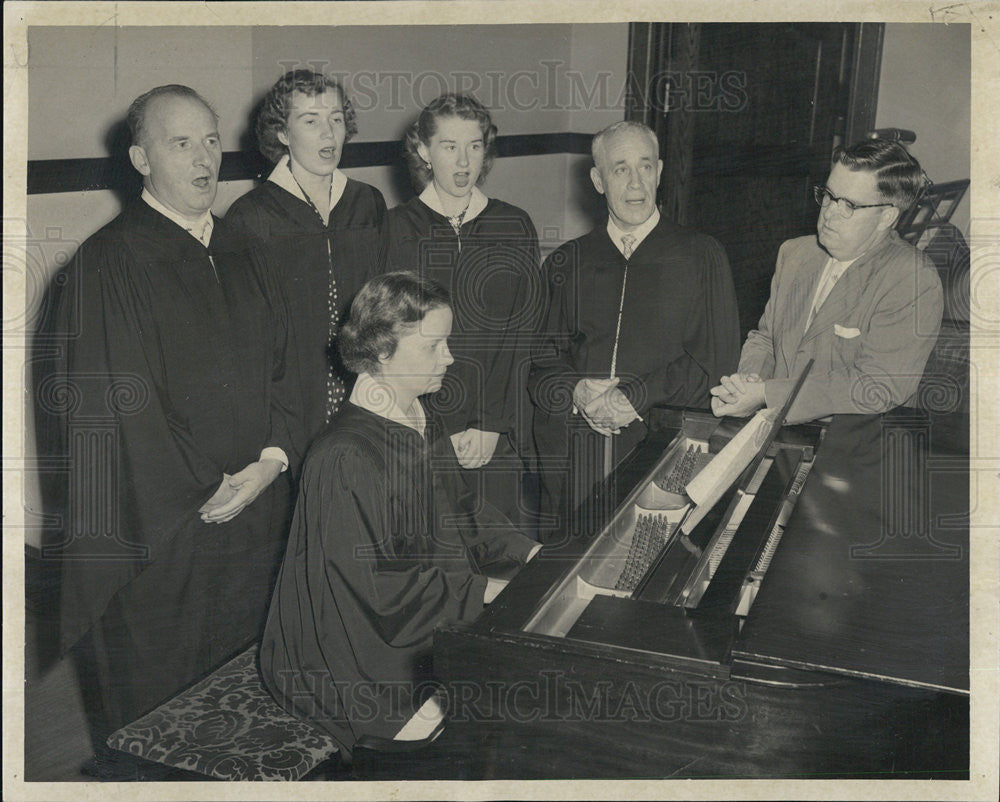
[27,132,594,195]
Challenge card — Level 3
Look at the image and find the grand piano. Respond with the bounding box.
[357,405,969,780]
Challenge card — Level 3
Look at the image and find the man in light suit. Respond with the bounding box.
[710,138,943,424]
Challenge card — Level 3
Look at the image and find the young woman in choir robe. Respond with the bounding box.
[385,93,542,527]
[259,271,538,757]
[226,70,387,456]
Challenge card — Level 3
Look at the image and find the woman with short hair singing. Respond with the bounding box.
[227,69,387,458]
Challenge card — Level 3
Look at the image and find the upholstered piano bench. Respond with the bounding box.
[106,644,339,781]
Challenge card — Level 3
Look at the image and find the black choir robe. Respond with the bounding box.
[36,200,300,737]
[384,196,542,520]
[529,215,740,541]
[259,402,536,755]
[225,178,387,451]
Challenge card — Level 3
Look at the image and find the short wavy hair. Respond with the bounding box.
[339,271,451,375]
[832,138,928,211]
[127,85,217,148]
[402,93,498,191]
[591,120,659,169]
[255,70,358,164]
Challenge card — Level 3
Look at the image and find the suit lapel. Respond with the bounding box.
[779,244,828,369]
[800,241,884,344]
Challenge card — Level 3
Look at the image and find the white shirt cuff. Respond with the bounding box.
[260,447,288,472]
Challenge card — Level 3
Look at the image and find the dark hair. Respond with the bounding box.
[832,138,928,211]
[255,70,358,164]
[126,85,217,147]
[402,93,498,191]
[339,271,451,375]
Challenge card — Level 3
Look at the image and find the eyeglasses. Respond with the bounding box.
[813,185,894,218]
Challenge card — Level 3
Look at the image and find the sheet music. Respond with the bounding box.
[682,409,774,534]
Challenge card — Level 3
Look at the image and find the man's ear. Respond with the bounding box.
[656,159,664,184]
[878,204,901,231]
[128,145,151,177]
[590,166,605,195]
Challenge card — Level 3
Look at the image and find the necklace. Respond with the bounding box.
[447,206,468,236]
[287,161,329,224]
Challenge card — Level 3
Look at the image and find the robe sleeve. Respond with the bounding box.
[48,234,225,650]
[527,243,580,419]
[672,234,742,399]
[254,247,306,474]
[223,191,270,244]
[466,213,541,434]
[431,428,537,574]
[310,440,490,647]
[368,187,390,278]
[617,235,741,412]
[383,209,418,274]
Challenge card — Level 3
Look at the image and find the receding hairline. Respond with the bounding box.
[131,89,218,147]
[147,92,216,119]
[591,122,659,168]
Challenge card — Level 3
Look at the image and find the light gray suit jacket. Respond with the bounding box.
[739,232,943,423]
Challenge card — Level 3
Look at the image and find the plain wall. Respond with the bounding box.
[562,24,630,240]
[875,22,971,237]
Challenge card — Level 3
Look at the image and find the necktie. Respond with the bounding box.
[186,219,212,248]
[622,233,637,260]
[805,262,845,331]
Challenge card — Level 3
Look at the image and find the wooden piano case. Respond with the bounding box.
[432,407,969,779]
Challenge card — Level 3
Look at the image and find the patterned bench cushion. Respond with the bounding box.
[107,644,338,781]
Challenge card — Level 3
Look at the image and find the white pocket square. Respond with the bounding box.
[834,324,861,339]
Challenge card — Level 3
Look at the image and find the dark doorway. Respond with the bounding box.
[627,22,884,338]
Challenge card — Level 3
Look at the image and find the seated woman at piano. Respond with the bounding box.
[259,271,539,756]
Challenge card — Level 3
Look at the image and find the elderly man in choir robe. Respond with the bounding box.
[529,121,740,544]
[36,84,301,776]
[709,138,943,424]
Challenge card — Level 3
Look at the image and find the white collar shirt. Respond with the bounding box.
[805,254,862,331]
[349,372,427,437]
[141,189,214,247]
[267,154,348,225]
[606,208,660,257]
[418,182,489,226]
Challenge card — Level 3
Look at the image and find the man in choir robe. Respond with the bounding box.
[37,84,301,776]
[710,138,943,424]
[529,121,740,543]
